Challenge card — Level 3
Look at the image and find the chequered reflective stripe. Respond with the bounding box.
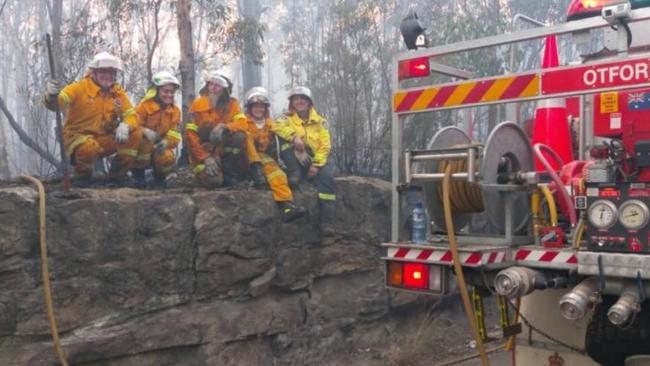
[193,164,206,173]
[117,148,138,157]
[387,248,506,266]
[515,249,578,264]
[122,107,136,118]
[223,147,241,154]
[137,153,151,161]
[318,192,336,201]
[166,129,182,140]
[185,123,198,132]
[393,73,539,113]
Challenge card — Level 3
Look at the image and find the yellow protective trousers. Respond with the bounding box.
[134,140,176,178]
[71,131,142,179]
[260,154,292,202]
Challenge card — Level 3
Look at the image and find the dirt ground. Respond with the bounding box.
[339,292,509,366]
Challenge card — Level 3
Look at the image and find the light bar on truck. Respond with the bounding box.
[386,261,449,293]
[398,57,430,80]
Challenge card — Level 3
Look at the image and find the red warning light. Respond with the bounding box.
[403,263,429,289]
[398,57,430,80]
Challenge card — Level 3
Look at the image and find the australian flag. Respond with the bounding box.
[628,92,650,111]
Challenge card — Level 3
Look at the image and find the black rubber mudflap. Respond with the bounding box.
[586,297,650,366]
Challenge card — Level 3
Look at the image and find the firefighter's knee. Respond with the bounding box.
[154,149,175,169]
[74,138,103,166]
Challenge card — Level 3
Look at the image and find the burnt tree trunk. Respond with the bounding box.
[176,0,195,166]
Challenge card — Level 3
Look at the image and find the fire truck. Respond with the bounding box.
[384,1,650,365]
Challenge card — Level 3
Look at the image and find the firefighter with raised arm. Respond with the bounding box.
[275,86,336,220]
[43,52,142,186]
[243,86,306,222]
[185,71,259,188]
[131,71,182,188]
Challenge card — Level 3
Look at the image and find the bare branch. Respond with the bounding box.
[0,95,63,171]
[0,0,9,18]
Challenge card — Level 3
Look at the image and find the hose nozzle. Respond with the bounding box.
[559,277,599,321]
[608,284,641,326]
[494,266,545,298]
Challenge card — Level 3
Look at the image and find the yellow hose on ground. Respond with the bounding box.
[442,165,491,366]
[20,176,69,366]
[539,185,558,227]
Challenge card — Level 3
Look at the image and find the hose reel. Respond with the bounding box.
[410,122,534,236]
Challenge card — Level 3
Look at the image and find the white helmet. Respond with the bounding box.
[288,86,312,101]
[204,71,230,88]
[152,71,180,88]
[88,52,123,72]
[245,86,270,107]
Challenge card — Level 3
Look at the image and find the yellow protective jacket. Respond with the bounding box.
[275,108,331,167]
[45,77,138,157]
[185,96,247,162]
[136,99,182,149]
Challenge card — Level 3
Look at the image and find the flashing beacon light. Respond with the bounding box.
[567,0,650,21]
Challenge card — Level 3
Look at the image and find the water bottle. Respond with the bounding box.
[411,201,427,243]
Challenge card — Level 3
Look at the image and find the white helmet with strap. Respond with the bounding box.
[245,86,270,107]
[88,52,123,72]
[152,71,180,88]
[288,86,312,101]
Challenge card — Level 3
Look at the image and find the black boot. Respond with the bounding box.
[131,169,146,189]
[278,201,307,223]
[250,162,267,188]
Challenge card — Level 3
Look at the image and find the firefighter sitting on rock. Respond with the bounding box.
[243,86,306,222]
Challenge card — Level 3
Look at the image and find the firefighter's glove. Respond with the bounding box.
[209,124,226,145]
[204,157,220,177]
[46,79,62,97]
[114,122,130,144]
[154,139,168,154]
[293,135,305,153]
[143,127,161,144]
[295,149,311,167]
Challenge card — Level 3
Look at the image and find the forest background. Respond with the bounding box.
[0,0,574,180]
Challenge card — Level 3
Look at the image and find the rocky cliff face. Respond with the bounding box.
[0,177,432,365]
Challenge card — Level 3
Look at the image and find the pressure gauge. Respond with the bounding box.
[588,200,618,229]
[618,200,649,230]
